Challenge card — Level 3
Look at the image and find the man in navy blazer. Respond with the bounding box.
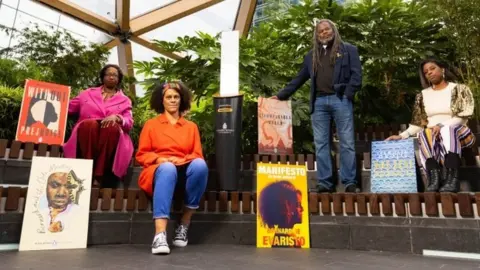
[273,19,362,193]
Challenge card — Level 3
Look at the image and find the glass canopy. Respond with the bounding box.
[0,0,245,96]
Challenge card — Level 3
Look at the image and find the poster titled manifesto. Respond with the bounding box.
[256,163,310,248]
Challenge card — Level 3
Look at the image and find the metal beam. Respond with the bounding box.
[234,0,257,37]
[130,0,223,36]
[104,38,120,49]
[130,36,182,61]
[34,0,117,34]
[116,0,130,31]
[117,42,136,95]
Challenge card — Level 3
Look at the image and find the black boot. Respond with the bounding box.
[439,168,460,192]
[439,152,461,193]
[425,158,441,192]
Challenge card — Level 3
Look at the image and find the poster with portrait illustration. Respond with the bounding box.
[258,97,293,155]
[16,79,71,145]
[256,163,310,248]
[19,157,93,251]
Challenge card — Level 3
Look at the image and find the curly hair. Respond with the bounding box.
[150,81,192,114]
[259,181,302,229]
[98,64,124,89]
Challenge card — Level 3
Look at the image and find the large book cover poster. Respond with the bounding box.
[256,163,310,248]
[371,139,417,193]
[19,157,93,251]
[258,97,293,155]
[16,79,70,145]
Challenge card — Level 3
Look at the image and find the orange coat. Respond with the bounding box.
[136,114,204,196]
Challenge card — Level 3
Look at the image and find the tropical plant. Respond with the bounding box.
[134,0,456,155]
[427,0,480,117]
[0,85,23,140]
[0,24,110,94]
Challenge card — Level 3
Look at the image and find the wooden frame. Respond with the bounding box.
[34,0,257,95]
[234,0,257,37]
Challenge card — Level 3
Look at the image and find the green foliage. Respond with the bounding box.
[0,58,50,88]
[134,0,459,155]
[0,85,23,139]
[0,25,111,140]
[0,25,110,93]
[427,0,480,117]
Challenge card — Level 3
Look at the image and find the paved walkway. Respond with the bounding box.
[1,245,480,270]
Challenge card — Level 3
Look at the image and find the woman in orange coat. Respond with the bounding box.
[136,82,208,255]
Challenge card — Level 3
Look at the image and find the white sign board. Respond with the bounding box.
[220,30,239,96]
[19,156,93,251]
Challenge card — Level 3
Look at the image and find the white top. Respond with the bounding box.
[400,83,465,139]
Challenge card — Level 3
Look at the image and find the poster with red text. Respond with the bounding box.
[16,79,70,145]
[256,163,310,248]
[258,97,293,155]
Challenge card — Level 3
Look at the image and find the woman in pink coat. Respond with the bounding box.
[63,64,134,187]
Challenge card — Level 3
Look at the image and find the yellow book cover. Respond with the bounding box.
[256,163,310,248]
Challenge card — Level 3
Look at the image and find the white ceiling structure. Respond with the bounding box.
[0,0,257,96]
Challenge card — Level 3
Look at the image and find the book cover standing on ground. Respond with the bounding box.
[371,139,418,193]
[257,97,293,155]
[16,79,70,145]
[19,157,93,251]
[256,163,310,248]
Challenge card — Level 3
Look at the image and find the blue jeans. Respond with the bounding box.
[153,158,208,219]
[311,95,356,190]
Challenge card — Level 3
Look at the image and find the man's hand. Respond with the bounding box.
[101,115,120,128]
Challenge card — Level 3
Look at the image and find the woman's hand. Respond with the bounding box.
[168,156,186,165]
[156,157,169,164]
[101,115,120,128]
[385,135,403,141]
[431,125,441,137]
[156,157,186,165]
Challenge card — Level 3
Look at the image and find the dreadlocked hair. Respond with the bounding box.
[312,19,343,74]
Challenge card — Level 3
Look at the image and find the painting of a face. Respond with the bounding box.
[46,172,73,209]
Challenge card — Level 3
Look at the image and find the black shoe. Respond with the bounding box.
[345,184,357,193]
[439,168,460,193]
[317,185,333,193]
[426,168,442,192]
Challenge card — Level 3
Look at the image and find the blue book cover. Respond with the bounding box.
[370,139,417,193]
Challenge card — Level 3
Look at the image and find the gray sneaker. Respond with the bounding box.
[151,232,170,254]
[172,224,189,247]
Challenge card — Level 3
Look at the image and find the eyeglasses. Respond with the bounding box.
[104,73,119,78]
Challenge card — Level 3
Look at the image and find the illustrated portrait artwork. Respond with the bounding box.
[16,80,70,145]
[258,180,303,229]
[19,157,93,251]
[256,164,310,249]
[26,97,59,130]
[37,170,85,234]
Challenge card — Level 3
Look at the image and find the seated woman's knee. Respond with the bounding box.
[79,119,99,129]
[158,162,177,173]
[190,158,208,174]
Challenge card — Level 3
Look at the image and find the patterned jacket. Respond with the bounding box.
[410,83,475,127]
